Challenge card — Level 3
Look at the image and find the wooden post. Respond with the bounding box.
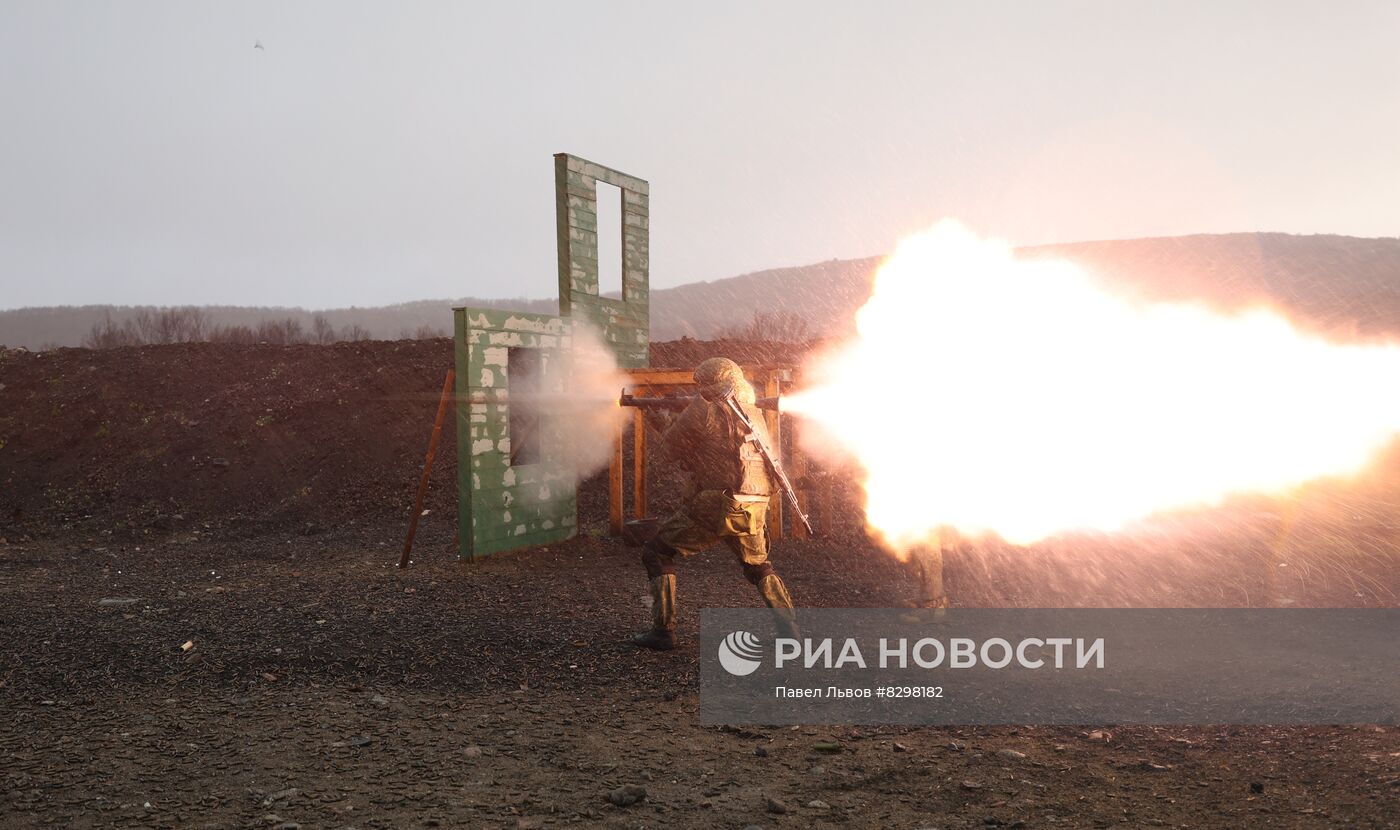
[632,406,648,519]
[789,414,809,540]
[609,411,625,535]
[399,368,455,568]
[763,372,783,542]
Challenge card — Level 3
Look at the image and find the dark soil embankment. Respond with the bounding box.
[0,338,809,540]
[1,339,463,538]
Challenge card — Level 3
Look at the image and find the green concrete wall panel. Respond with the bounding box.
[455,154,652,559]
[553,153,650,369]
[454,306,576,559]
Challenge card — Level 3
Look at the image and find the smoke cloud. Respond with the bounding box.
[502,323,628,483]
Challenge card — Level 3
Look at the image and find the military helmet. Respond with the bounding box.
[694,357,744,402]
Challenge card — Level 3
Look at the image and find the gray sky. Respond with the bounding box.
[1,1,1397,310]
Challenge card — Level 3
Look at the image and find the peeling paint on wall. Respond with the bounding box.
[452,154,652,559]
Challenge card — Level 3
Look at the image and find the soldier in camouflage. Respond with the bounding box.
[632,357,799,650]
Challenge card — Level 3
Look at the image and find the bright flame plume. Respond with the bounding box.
[786,221,1400,550]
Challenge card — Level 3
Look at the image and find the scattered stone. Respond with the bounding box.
[261,816,283,826]
[806,799,830,809]
[607,784,647,807]
[764,796,789,814]
[1086,730,1112,742]
[1139,760,1171,772]
[961,780,984,790]
[754,746,768,758]
[97,597,142,606]
[370,694,389,707]
[262,788,298,806]
[997,749,1027,761]
[348,735,371,747]
[893,741,909,752]
[463,745,483,758]
[813,740,841,753]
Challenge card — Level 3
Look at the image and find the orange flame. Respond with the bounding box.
[786,221,1400,550]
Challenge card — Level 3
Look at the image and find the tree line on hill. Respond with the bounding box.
[73,306,811,349]
[80,307,446,349]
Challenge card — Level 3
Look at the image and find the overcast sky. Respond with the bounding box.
[1,1,1397,311]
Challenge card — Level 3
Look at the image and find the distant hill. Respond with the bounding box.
[1025,233,1400,341]
[0,296,559,350]
[3,233,1399,349]
[650,232,1400,342]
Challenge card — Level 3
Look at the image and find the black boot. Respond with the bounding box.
[632,574,677,650]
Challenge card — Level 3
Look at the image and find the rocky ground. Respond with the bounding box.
[1,524,1397,829]
[1,340,1397,828]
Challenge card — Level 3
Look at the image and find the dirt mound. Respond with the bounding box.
[0,339,459,538]
[0,338,806,540]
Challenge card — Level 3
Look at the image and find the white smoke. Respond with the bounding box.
[553,323,630,479]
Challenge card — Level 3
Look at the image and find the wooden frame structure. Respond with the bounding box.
[610,364,824,542]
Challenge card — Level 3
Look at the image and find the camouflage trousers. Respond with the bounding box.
[645,490,773,583]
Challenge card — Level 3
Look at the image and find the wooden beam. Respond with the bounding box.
[620,369,700,386]
[621,365,794,388]
[632,406,648,519]
[400,368,455,568]
[609,413,624,535]
[763,372,783,543]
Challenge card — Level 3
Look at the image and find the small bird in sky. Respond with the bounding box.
[254,40,264,51]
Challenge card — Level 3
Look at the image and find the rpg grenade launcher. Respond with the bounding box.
[618,384,815,536]
[704,379,815,537]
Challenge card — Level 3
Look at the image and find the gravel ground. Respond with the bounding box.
[2,526,1396,829]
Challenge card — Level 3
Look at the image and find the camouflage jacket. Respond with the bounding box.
[660,397,772,497]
